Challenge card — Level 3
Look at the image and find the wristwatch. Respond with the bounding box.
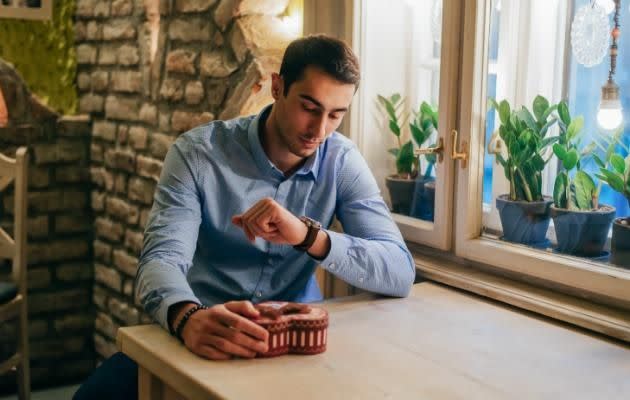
[293,216,322,251]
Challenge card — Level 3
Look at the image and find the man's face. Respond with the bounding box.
[271,66,356,158]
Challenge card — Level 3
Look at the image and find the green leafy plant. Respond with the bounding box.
[552,102,619,210]
[595,140,630,206]
[377,93,438,179]
[488,95,559,202]
[410,101,438,179]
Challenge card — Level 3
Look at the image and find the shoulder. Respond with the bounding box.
[175,114,254,154]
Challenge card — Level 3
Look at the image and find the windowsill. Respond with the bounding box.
[407,242,630,343]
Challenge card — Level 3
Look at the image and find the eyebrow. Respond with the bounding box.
[299,94,348,113]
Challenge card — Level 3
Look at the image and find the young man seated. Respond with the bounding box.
[74,34,414,400]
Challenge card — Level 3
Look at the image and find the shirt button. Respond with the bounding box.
[255,291,263,298]
[358,276,364,283]
[329,263,336,270]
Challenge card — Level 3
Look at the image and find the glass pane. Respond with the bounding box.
[357,0,443,225]
[481,0,630,268]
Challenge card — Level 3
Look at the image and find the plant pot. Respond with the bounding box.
[410,177,435,221]
[385,175,415,215]
[551,204,616,256]
[610,217,630,268]
[496,194,552,245]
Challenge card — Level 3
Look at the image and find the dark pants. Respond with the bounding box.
[73,352,138,400]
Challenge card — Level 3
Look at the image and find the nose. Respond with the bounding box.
[310,114,327,139]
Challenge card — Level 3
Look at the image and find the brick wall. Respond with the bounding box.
[75,0,296,364]
[0,60,94,392]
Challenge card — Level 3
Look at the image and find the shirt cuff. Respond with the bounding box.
[316,229,350,274]
[156,293,202,332]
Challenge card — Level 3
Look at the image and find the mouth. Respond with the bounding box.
[299,136,320,149]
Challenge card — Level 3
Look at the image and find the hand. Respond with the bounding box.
[177,301,269,360]
[232,197,308,245]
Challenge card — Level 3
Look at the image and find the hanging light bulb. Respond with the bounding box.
[597,81,623,130]
[597,0,624,130]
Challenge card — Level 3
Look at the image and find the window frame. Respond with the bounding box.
[454,0,630,307]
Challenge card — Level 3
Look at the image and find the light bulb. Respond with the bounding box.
[597,80,623,130]
[596,0,615,15]
[597,107,623,130]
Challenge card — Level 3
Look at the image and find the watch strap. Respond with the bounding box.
[293,217,321,251]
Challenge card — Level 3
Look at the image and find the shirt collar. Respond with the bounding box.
[247,105,320,181]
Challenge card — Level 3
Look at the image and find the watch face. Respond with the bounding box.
[301,216,321,229]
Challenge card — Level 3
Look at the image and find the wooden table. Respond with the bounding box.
[117,282,630,400]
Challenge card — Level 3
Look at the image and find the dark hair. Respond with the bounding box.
[279,34,361,96]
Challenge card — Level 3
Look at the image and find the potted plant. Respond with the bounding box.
[596,149,630,267]
[551,101,616,257]
[409,101,438,221]
[377,94,437,217]
[488,95,558,246]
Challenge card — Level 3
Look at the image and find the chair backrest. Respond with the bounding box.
[0,147,28,296]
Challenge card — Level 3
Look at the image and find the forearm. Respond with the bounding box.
[316,229,415,297]
[135,258,200,330]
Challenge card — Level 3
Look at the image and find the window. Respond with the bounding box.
[304,0,630,332]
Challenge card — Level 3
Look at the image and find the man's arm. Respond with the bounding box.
[317,146,415,297]
[135,134,269,360]
[135,135,204,331]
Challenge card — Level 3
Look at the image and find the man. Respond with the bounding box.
[75,34,414,399]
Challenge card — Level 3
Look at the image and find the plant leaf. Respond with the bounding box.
[389,120,401,137]
[553,143,567,161]
[410,123,429,146]
[566,115,584,141]
[574,171,596,210]
[563,149,578,170]
[557,101,571,126]
[396,140,414,175]
[499,100,511,125]
[388,148,399,157]
[600,169,626,193]
[518,107,538,132]
[532,95,550,122]
[610,154,626,174]
[553,172,568,208]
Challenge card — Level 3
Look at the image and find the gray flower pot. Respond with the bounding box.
[611,217,630,268]
[551,204,616,257]
[410,177,435,221]
[496,194,552,246]
[386,176,415,215]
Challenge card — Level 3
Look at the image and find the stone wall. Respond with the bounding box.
[74,0,296,362]
[0,60,94,392]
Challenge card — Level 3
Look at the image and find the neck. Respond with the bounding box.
[262,105,305,176]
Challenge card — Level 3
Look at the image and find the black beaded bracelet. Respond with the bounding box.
[174,304,208,343]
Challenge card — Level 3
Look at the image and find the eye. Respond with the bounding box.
[302,103,318,113]
[329,113,342,120]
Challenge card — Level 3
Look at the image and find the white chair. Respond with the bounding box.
[0,147,30,400]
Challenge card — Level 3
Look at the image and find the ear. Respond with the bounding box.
[271,73,283,100]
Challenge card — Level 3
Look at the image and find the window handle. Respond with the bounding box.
[451,129,468,169]
[415,138,444,163]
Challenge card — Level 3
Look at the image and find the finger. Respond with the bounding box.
[231,215,243,226]
[206,335,257,359]
[207,320,268,353]
[224,300,260,318]
[215,308,269,341]
[195,344,232,361]
[243,202,272,237]
[242,223,256,242]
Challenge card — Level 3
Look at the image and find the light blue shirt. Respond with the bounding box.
[135,106,415,330]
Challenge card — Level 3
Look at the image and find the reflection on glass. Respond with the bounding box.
[481,0,630,268]
[360,0,441,224]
